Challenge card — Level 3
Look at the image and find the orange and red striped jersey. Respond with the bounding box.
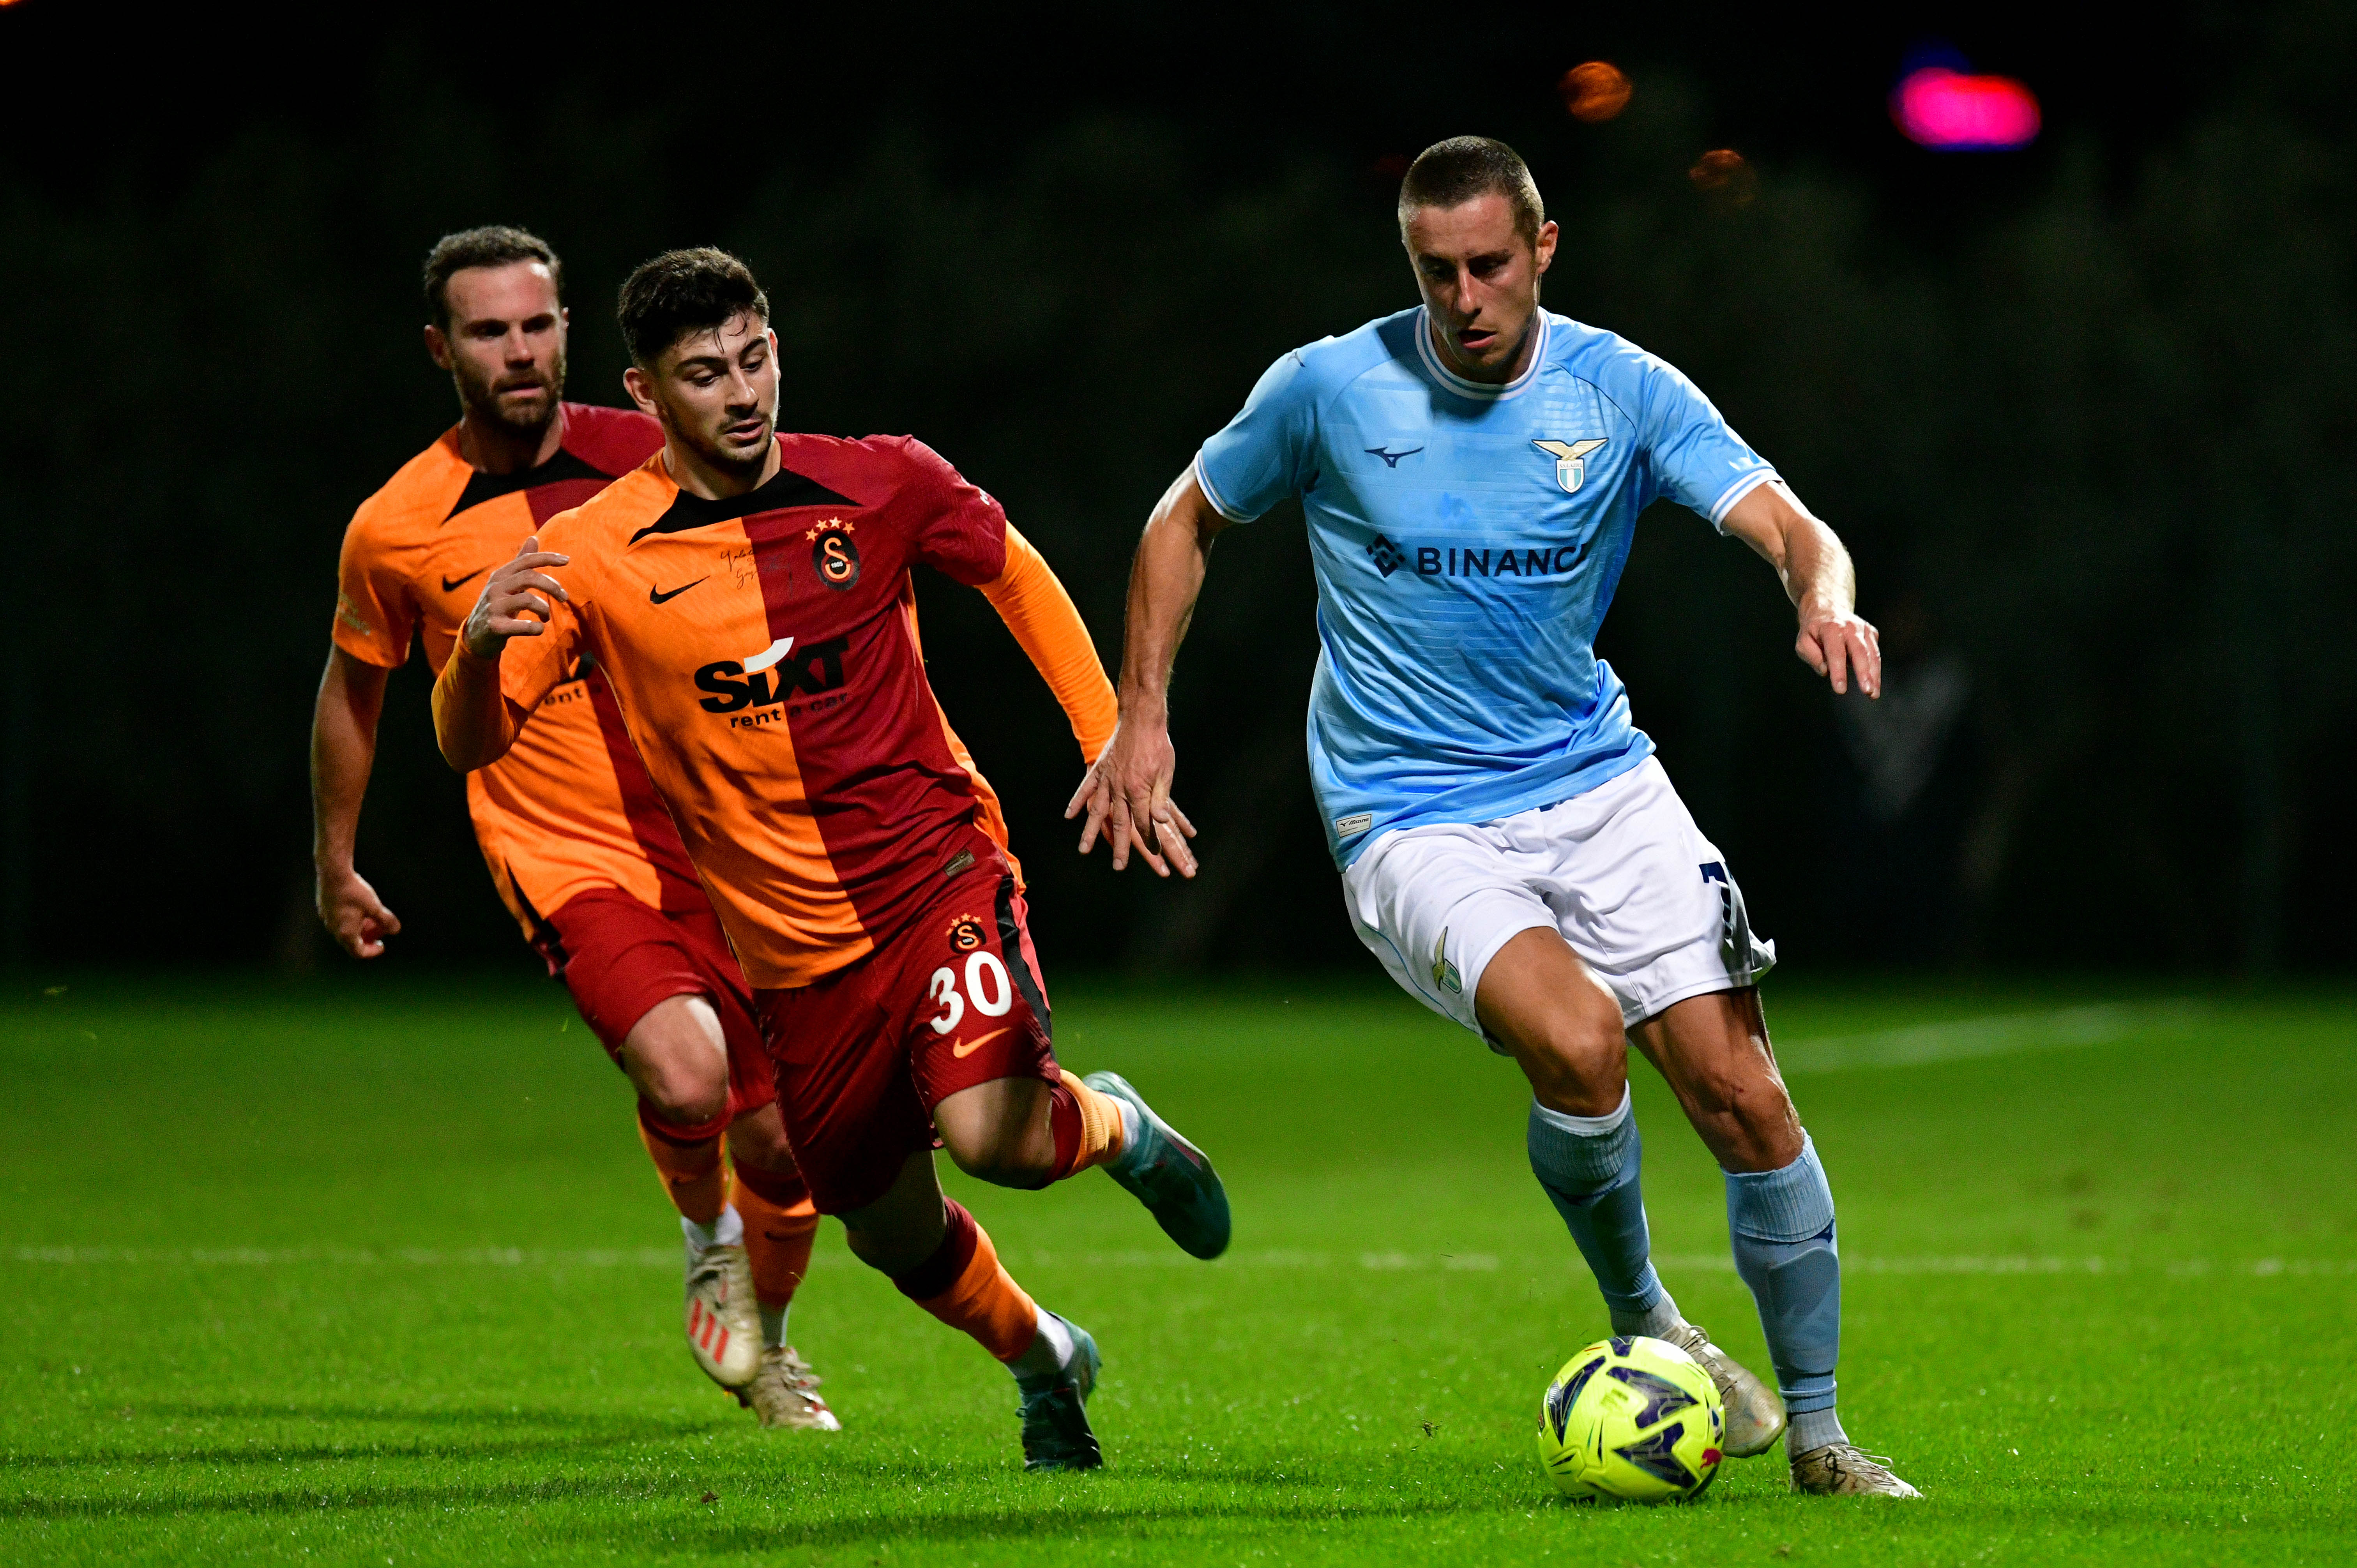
[334,404,703,934]
[443,433,1116,989]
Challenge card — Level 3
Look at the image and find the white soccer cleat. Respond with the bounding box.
[683,1243,763,1389]
[735,1344,841,1430]
[1790,1442,1923,1497]
[1657,1321,1786,1459]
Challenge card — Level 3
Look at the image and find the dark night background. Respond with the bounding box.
[0,1,2348,979]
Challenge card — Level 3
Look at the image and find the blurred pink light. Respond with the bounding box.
[1891,67,2041,150]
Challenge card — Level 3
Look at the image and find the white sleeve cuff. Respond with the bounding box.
[1191,450,1257,524]
[1705,467,1778,532]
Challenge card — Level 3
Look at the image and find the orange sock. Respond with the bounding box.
[731,1160,820,1313]
[891,1199,1039,1361]
[636,1107,728,1226]
[1045,1069,1129,1181]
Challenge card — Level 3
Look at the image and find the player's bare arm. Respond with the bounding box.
[435,536,569,771]
[1066,466,1219,877]
[1720,480,1882,699]
[310,646,401,957]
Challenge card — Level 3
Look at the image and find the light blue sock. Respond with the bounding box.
[1727,1133,1844,1447]
[1527,1088,1677,1336]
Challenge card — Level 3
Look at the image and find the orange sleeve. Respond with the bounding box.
[431,596,583,770]
[332,502,424,668]
[976,524,1117,763]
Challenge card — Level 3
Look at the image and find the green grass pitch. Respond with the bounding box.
[2,973,2350,1564]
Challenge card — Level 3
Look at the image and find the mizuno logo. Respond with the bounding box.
[649,577,708,604]
[440,568,486,594]
[951,1026,1012,1059]
[1365,445,1424,468]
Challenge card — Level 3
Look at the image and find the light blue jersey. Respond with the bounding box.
[1195,306,1777,868]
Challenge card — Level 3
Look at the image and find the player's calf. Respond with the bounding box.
[862,1182,1103,1471]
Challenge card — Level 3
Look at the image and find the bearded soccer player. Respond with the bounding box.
[432,248,1229,1471]
[312,226,834,1430]
[1079,138,1919,1497]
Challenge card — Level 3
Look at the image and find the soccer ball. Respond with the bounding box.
[1536,1335,1724,1502]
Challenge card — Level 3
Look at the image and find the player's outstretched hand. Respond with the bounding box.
[316,863,401,959]
[1797,607,1882,699]
[1066,716,1198,879]
[461,535,571,661]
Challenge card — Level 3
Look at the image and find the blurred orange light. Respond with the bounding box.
[1559,62,1632,124]
[1687,149,1757,206]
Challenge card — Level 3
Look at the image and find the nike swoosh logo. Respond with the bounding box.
[951,1026,1012,1059]
[440,568,486,594]
[649,577,709,605]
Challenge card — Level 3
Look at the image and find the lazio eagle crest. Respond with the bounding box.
[1534,438,1608,494]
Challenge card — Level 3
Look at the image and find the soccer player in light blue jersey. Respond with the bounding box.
[1072,137,1917,1497]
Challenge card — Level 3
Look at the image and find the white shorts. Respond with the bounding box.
[1341,756,1776,1044]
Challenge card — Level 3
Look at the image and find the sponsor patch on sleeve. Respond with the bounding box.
[1333,812,1375,837]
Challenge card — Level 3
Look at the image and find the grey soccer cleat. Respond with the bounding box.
[735,1344,841,1430]
[683,1243,763,1389]
[1658,1321,1786,1458]
[1790,1443,1923,1497]
[1016,1314,1103,1472]
[1082,1071,1231,1260]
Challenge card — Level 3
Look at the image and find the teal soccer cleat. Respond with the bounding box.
[1083,1071,1232,1260]
[1017,1315,1103,1472]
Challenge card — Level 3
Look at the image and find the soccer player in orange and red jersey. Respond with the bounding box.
[432,247,1230,1471]
[310,227,833,1429]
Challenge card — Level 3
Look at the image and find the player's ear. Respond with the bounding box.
[622,364,658,417]
[1533,220,1559,275]
[424,323,451,369]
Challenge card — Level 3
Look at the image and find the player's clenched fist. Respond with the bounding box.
[315,863,401,959]
[462,535,571,660]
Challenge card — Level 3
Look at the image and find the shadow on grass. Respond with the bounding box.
[3,1402,710,1472]
[644,1492,1514,1554]
[6,1473,678,1520]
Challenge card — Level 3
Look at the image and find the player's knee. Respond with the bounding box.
[635,1059,728,1131]
[939,1124,1055,1189]
[943,1142,1055,1190]
[726,1111,797,1174]
[1696,1071,1802,1172]
[1521,1015,1628,1118]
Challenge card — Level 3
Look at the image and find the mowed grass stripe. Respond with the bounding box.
[1,976,2351,1566]
[14,1245,2357,1277]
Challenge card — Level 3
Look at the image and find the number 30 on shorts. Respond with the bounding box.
[928,951,1015,1034]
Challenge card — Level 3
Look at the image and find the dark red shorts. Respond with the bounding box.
[536,887,777,1141]
[755,852,1058,1215]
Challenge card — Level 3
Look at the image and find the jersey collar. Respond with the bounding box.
[1413,307,1551,401]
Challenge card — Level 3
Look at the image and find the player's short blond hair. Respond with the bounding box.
[1397,137,1546,251]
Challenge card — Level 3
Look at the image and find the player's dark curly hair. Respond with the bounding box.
[1397,137,1546,249]
[617,248,770,367]
[422,225,562,330]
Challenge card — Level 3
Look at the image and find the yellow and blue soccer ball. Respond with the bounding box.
[1536,1335,1724,1502]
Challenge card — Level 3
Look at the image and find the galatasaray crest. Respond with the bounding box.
[1534,438,1608,494]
